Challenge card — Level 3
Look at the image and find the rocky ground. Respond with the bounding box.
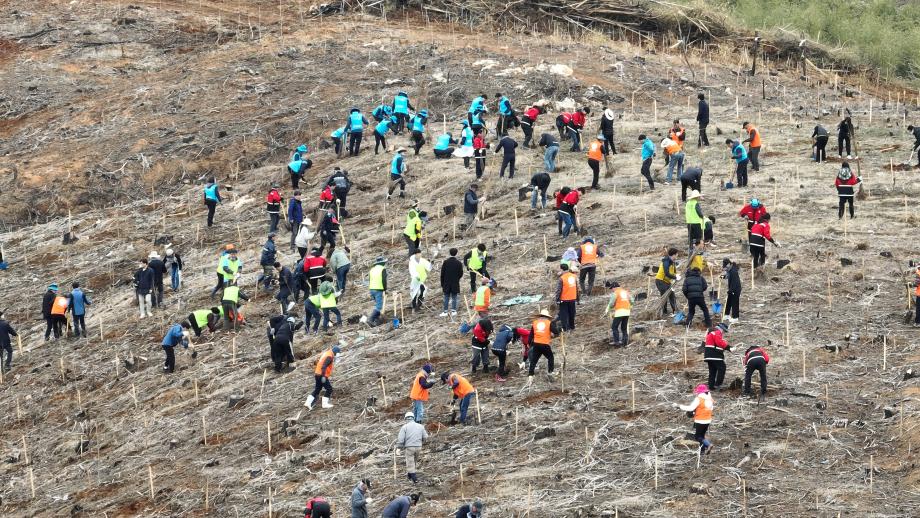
[0,1,918,517]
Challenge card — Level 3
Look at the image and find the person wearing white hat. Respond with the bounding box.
[396,411,428,483]
[164,248,183,291]
[685,190,705,255]
[147,251,167,308]
[599,108,617,155]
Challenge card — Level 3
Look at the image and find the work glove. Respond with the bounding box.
[675,274,682,281]
[365,497,373,504]
[321,376,328,384]
[773,241,782,248]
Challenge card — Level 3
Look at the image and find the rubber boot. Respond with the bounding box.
[322,396,334,409]
[305,395,315,409]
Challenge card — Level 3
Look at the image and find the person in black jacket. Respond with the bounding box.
[722,258,742,322]
[462,184,481,231]
[440,248,463,317]
[455,500,484,518]
[147,252,167,308]
[812,124,829,162]
[134,259,155,319]
[42,284,58,341]
[0,311,18,371]
[679,167,703,202]
[274,262,296,314]
[682,267,711,328]
[494,135,518,179]
[530,171,551,209]
[317,208,339,256]
[909,125,920,166]
[837,116,853,159]
[599,108,617,155]
[326,168,352,214]
[267,314,302,372]
[696,93,710,147]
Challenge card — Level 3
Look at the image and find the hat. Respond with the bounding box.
[297,144,308,153]
[267,232,277,238]
[166,248,174,256]
[440,372,450,383]
[374,256,388,265]
[717,322,730,333]
[604,108,615,120]
[422,363,433,374]
[396,147,407,153]
[404,411,415,420]
[536,309,552,318]
[750,198,761,208]
[148,251,160,259]
[687,190,702,200]
[694,383,709,394]
[722,258,731,268]
[419,109,428,117]
[48,283,59,291]
[461,120,469,127]
[332,346,341,354]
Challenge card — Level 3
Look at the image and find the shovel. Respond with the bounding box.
[903,147,917,166]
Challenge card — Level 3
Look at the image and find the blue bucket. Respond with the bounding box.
[459,321,472,334]
[713,301,723,315]
[392,317,401,329]
[672,311,686,325]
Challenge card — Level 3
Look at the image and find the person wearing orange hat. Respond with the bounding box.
[676,384,714,454]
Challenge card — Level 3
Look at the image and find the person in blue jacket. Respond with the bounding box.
[638,134,656,191]
[330,126,345,157]
[288,191,303,251]
[433,132,457,159]
[347,108,368,156]
[726,138,749,187]
[203,177,222,227]
[410,110,428,155]
[374,116,397,155]
[287,144,311,189]
[259,233,277,290]
[161,321,190,373]
[68,282,91,338]
[467,94,488,134]
[381,493,420,518]
[495,92,515,136]
[392,91,414,134]
[372,103,393,122]
[388,148,408,199]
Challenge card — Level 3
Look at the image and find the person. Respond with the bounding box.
[330,246,351,295]
[350,479,372,518]
[600,108,617,155]
[554,187,570,236]
[812,124,829,162]
[221,281,249,330]
[268,314,301,372]
[327,125,345,156]
[722,258,742,323]
[467,93,488,132]
[682,267,711,328]
[494,134,518,178]
[530,170,551,210]
[160,321,190,373]
[561,247,579,271]
[392,91,414,134]
[305,345,340,409]
[409,363,436,423]
[304,496,331,518]
[662,137,683,185]
[317,208,339,256]
[188,307,222,337]
[556,263,578,331]
[273,262,296,313]
[472,277,492,317]
[669,119,686,148]
[291,143,308,162]
[655,248,680,316]
[560,187,582,238]
[203,177,222,227]
[374,116,397,155]
[529,309,559,378]
[365,257,387,327]
[749,213,779,268]
[164,248,183,291]
[490,324,516,382]
[41,284,58,341]
[568,107,589,152]
[704,323,730,390]
[410,109,429,155]
[455,501,484,518]
[586,135,604,188]
[288,149,312,189]
[373,102,393,122]
[403,207,423,257]
[327,167,352,215]
[473,130,487,179]
[304,248,328,295]
[742,122,762,172]
[148,251,167,308]
[134,259,155,319]
[462,184,481,231]
[303,292,323,335]
[696,93,710,147]
[521,104,542,148]
[287,191,303,251]
[396,411,429,483]
[837,116,853,159]
[50,290,69,338]
[264,183,283,233]
[458,121,475,168]
[704,216,715,245]
[742,345,770,400]
[259,233,277,290]
[727,138,749,187]
[470,317,493,373]
[515,325,534,371]
[909,124,920,166]
[68,282,91,338]
[639,134,655,190]
[0,311,18,371]
[495,92,514,136]
[555,110,571,141]
[409,248,432,310]
[433,132,457,158]
[539,132,560,172]
[604,281,632,347]
[676,384,714,454]
[294,219,314,259]
[464,243,489,294]
[347,107,368,156]
[679,167,702,202]
[577,236,602,295]
[442,372,476,425]
[835,161,861,219]
[685,190,705,254]
[738,198,766,242]
[381,493,420,518]
[388,148,408,199]
[914,264,920,326]
[212,247,242,298]
[439,248,463,317]
[318,280,342,330]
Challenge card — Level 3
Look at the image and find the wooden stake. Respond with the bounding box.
[543,234,548,259]
[653,99,657,124]
[204,478,209,510]
[202,414,207,445]
[475,392,482,424]
[785,312,790,347]
[735,96,739,119]
[268,487,273,518]
[882,335,887,370]
[683,331,688,366]
[22,435,28,464]
[654,455,659,489]
[59,357,65,382]
[392,447,397,479]
[514,407,520,439]
[266,420,272,453]
[460,462,465,499]
[751,258,755,289]
[380,376,388,407]
[148,465,155,500]
[194,379,199,406]
[742,479,748,517]
[643,210,648,232]
[631,380,636,411]
[231,337,236,362]
[29,467,35,498]
[337,429,342,463]
[801,350,806,381]
[131,383,138,409]
[17,335,22,353]
[869,455,874,492]
[514,208,519,236]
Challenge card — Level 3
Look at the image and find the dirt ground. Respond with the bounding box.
[0,2,918,517]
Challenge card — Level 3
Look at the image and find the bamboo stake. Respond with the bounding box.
[683,331,688,365]
[742,479,748,517]
[882,335,887,370]
[232,337,236,362]
[514,208,519,236]
[60,357,65,382]
[543,234,548,259]
[204,478,209,510]
[424,324,431,360]
[869,455,874,492]
[654,455,659,489]
[266,420,272,453]
[22,435,28,464]
[460,463,465,499]
[29,467,36,498]
[631,380,636,411]
[337,429,342,463]
[17,334,22,353]
[785,312,790,347]
[148,465,155,500]
[268,487,273,518]
[392,447,397,479]
[131,383,138,409]
[475,392,482,424]
[380,376,388,407]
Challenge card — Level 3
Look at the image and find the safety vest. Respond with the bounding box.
[470,111,484,127]
[307,294,321,307]
[373,105,391,119]
[560,272,578,301]
[391,154,403,176]
[410,370,430,401]
[449,374,474,398]
[694,395,713,422]
[192,309,212,327]
[587,140,604,161]
[655,257,676,283]
[414,259,430,283]
[748,126,761,147]
[319,292,337,309]
[689,254,706,272]
[468,97,484,114]
[532,317,552,345]
[435,134,451,150]
[665,141,682,155]
[51,295,69,316]
[474,286,490,311]
[461,127,474,146]
[288,159,304,174]
[612,287,631,317]
[403,212,421,239]
[685,200,703,228]
[915,268,920,297]
[217,257,241,280]
[204,183,219,201]
[349,111,364,132]
[498,97,512,115]
[222,286,240,304]
[315,349,335,377]
[375,120,390,135]
[369,264,386,291]
[394,94,409,114]
[331,126,345,138]
[467,249,486,270]
[580,242,598,265]
[412,115,425,133]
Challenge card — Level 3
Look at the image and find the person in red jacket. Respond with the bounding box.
[568,107,590,152]
[834,162,861,219]
[521,104,543,148]
[742,345,770,400]
[748,213,779,268]
[554,187,571,236]
[473,132,487,180]
[266,184,283,233]
[738,198,767,241]
[555,110,572,141]
[514,326,533,370]
[319,185,335,210]
[560,188,582,238]
[303,249,328,295]
[470,318,493,374]
[703,323,730,390]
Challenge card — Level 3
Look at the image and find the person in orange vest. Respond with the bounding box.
[556,263,579,331]
[441,372,476,425]
[305,345,340,410]
[604,281,633,347]
[472,277,492,317]
[470,318,493,374]
[409,363,436,423]
[676,384,714,454]
[662,137,684,185]
[528,309,560,378]
[742,122,762,172]
[576,236,603,295]
[669,119,686,148]
[586,135,605,189]
[913,265,920,325]
[50,290,70,338]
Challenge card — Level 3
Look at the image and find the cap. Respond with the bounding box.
[722,258,731,268]
[396,147,407,153]
[48,283,59,291]
[404,412,415,420]
[166,248,174,256]
[297,144,308,153]
[422,363,433,374]
[332,346,341,354]
[694,383,709,394]
[687,190,702,200]
[717,322,730,332]
[374,256,388,265]
[750,198,761,208]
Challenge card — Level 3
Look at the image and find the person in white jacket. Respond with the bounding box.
[676,383,714,454]
[294,218,314,259]
[408,248,432,310]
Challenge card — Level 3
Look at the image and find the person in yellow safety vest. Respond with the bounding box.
[556,263,578,331]
[403,205,424,257]
[685,190,705,255]
[689,246,707,272]
[473,277,492,316]
[305,345,341,410]
[604,281,634,347]
[187,307,222,337]
[304,293,323,335]
[363,257,388,327]
[655,247,680,316]
[318,280,342,331]
[212,247,242,298]
[220,281,249,330]
[913,266,920,325]
[409,248,432,310]
[409,363,436,423]
[464,243,489,293]
[586,135,605,189]
[577,236,604,295]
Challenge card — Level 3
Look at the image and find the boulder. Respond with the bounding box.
[534,427,556,440]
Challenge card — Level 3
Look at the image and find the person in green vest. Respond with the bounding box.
[685,190,706,256]
[221,281,250,330]
[303,292,323,335]
[403,206,423,257]
[187,307,222,337]
[409,248,432,310]
[319,280,342,330]
[463,244,490,293]
[362,257,388,327]
[211,248,242,298]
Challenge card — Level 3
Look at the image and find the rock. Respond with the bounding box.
[534,427,556,440]
[879,251,892,258]
[689,483,712,496]
[431,71,446,83]
[635,292,648,302]
[205,459,220,467]
[776,259,791,269]
[249,469,262,479]
[365,61,378,68]
[904,369,917,381]
[553,97,577,112]
[824,344,843,353]
[443,204,455,216]
[840,257,853,266]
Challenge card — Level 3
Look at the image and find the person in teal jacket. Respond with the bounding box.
[372,104,393,122]
[330,126,345,156]
[347,108,368,156]
[203,177,222,227]
[392,91,414,134]
[433,133,457,159]
[727,139,749,187]
[638,134,656,190]
[374,116,397,155]
[410,110,428,155]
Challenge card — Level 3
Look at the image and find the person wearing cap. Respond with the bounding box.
[726,138,749,187]
[738,197,767,242]
[409,248,432,311]
[455,500,484,518]
[704,323,731,390]
[133,259,155,319]
[259,233,277,290]
[203,177,222,227]
[403,206,423,257]
[440,248,463,317]
[586,134,605,188]
[147,251,167,308]
[637,134,656,191]
[835,161,861,219]
[462,184,482,232]
[604,281,633,347]
[470,317,493,374]
[662,136,684,185]
[539,132,560,172]
[468,93,488,132]
[317,279,342,330]
[381,493,420,518]
[433,132,457,159]
[265,183,283,233]
[287,190,303,251]
[556,263,579,331]
[410,109,429,155]
[366,257,388,327]
[0,310,18,371]
[721,258,742,323]
[742,122,762,172]
[530,170,551,210]
[396,410,429,483]
[68,282,91,338]
[160,321,190,373]
[221,280,249,330]
[679,166,703,202]
[347,107,369,156]
[696,93,710,147]
[442,372,476,425]
[306,345,340,409]
[393,91,415,134]
[49,288,69,338]
[577,236,603,295]
[464,243,489,294]
[213,247,243,298]
[655,247,680,316]
[330,246,351,295]
[742,345,770,400]
[529,309,560,378]
[472,277,492,317]
[682,267,711,329]
[676,384,714,455]
[749,213,779,268]
[388,148,408,200]
[568,106,589,152]
[303,248,328,295]
[350,479,372,518]
[288,144,311,189]
[494,133,518,179]
[267,313,302,373]
[409,363,436,423]
[317,207,340,256]
[187,307,222,338]
[521,104,543,148]
[374,115,397,155]
[600,108,617,155]
[164,248,183,291]
[294,217,315,260]
[685,190,705,254]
